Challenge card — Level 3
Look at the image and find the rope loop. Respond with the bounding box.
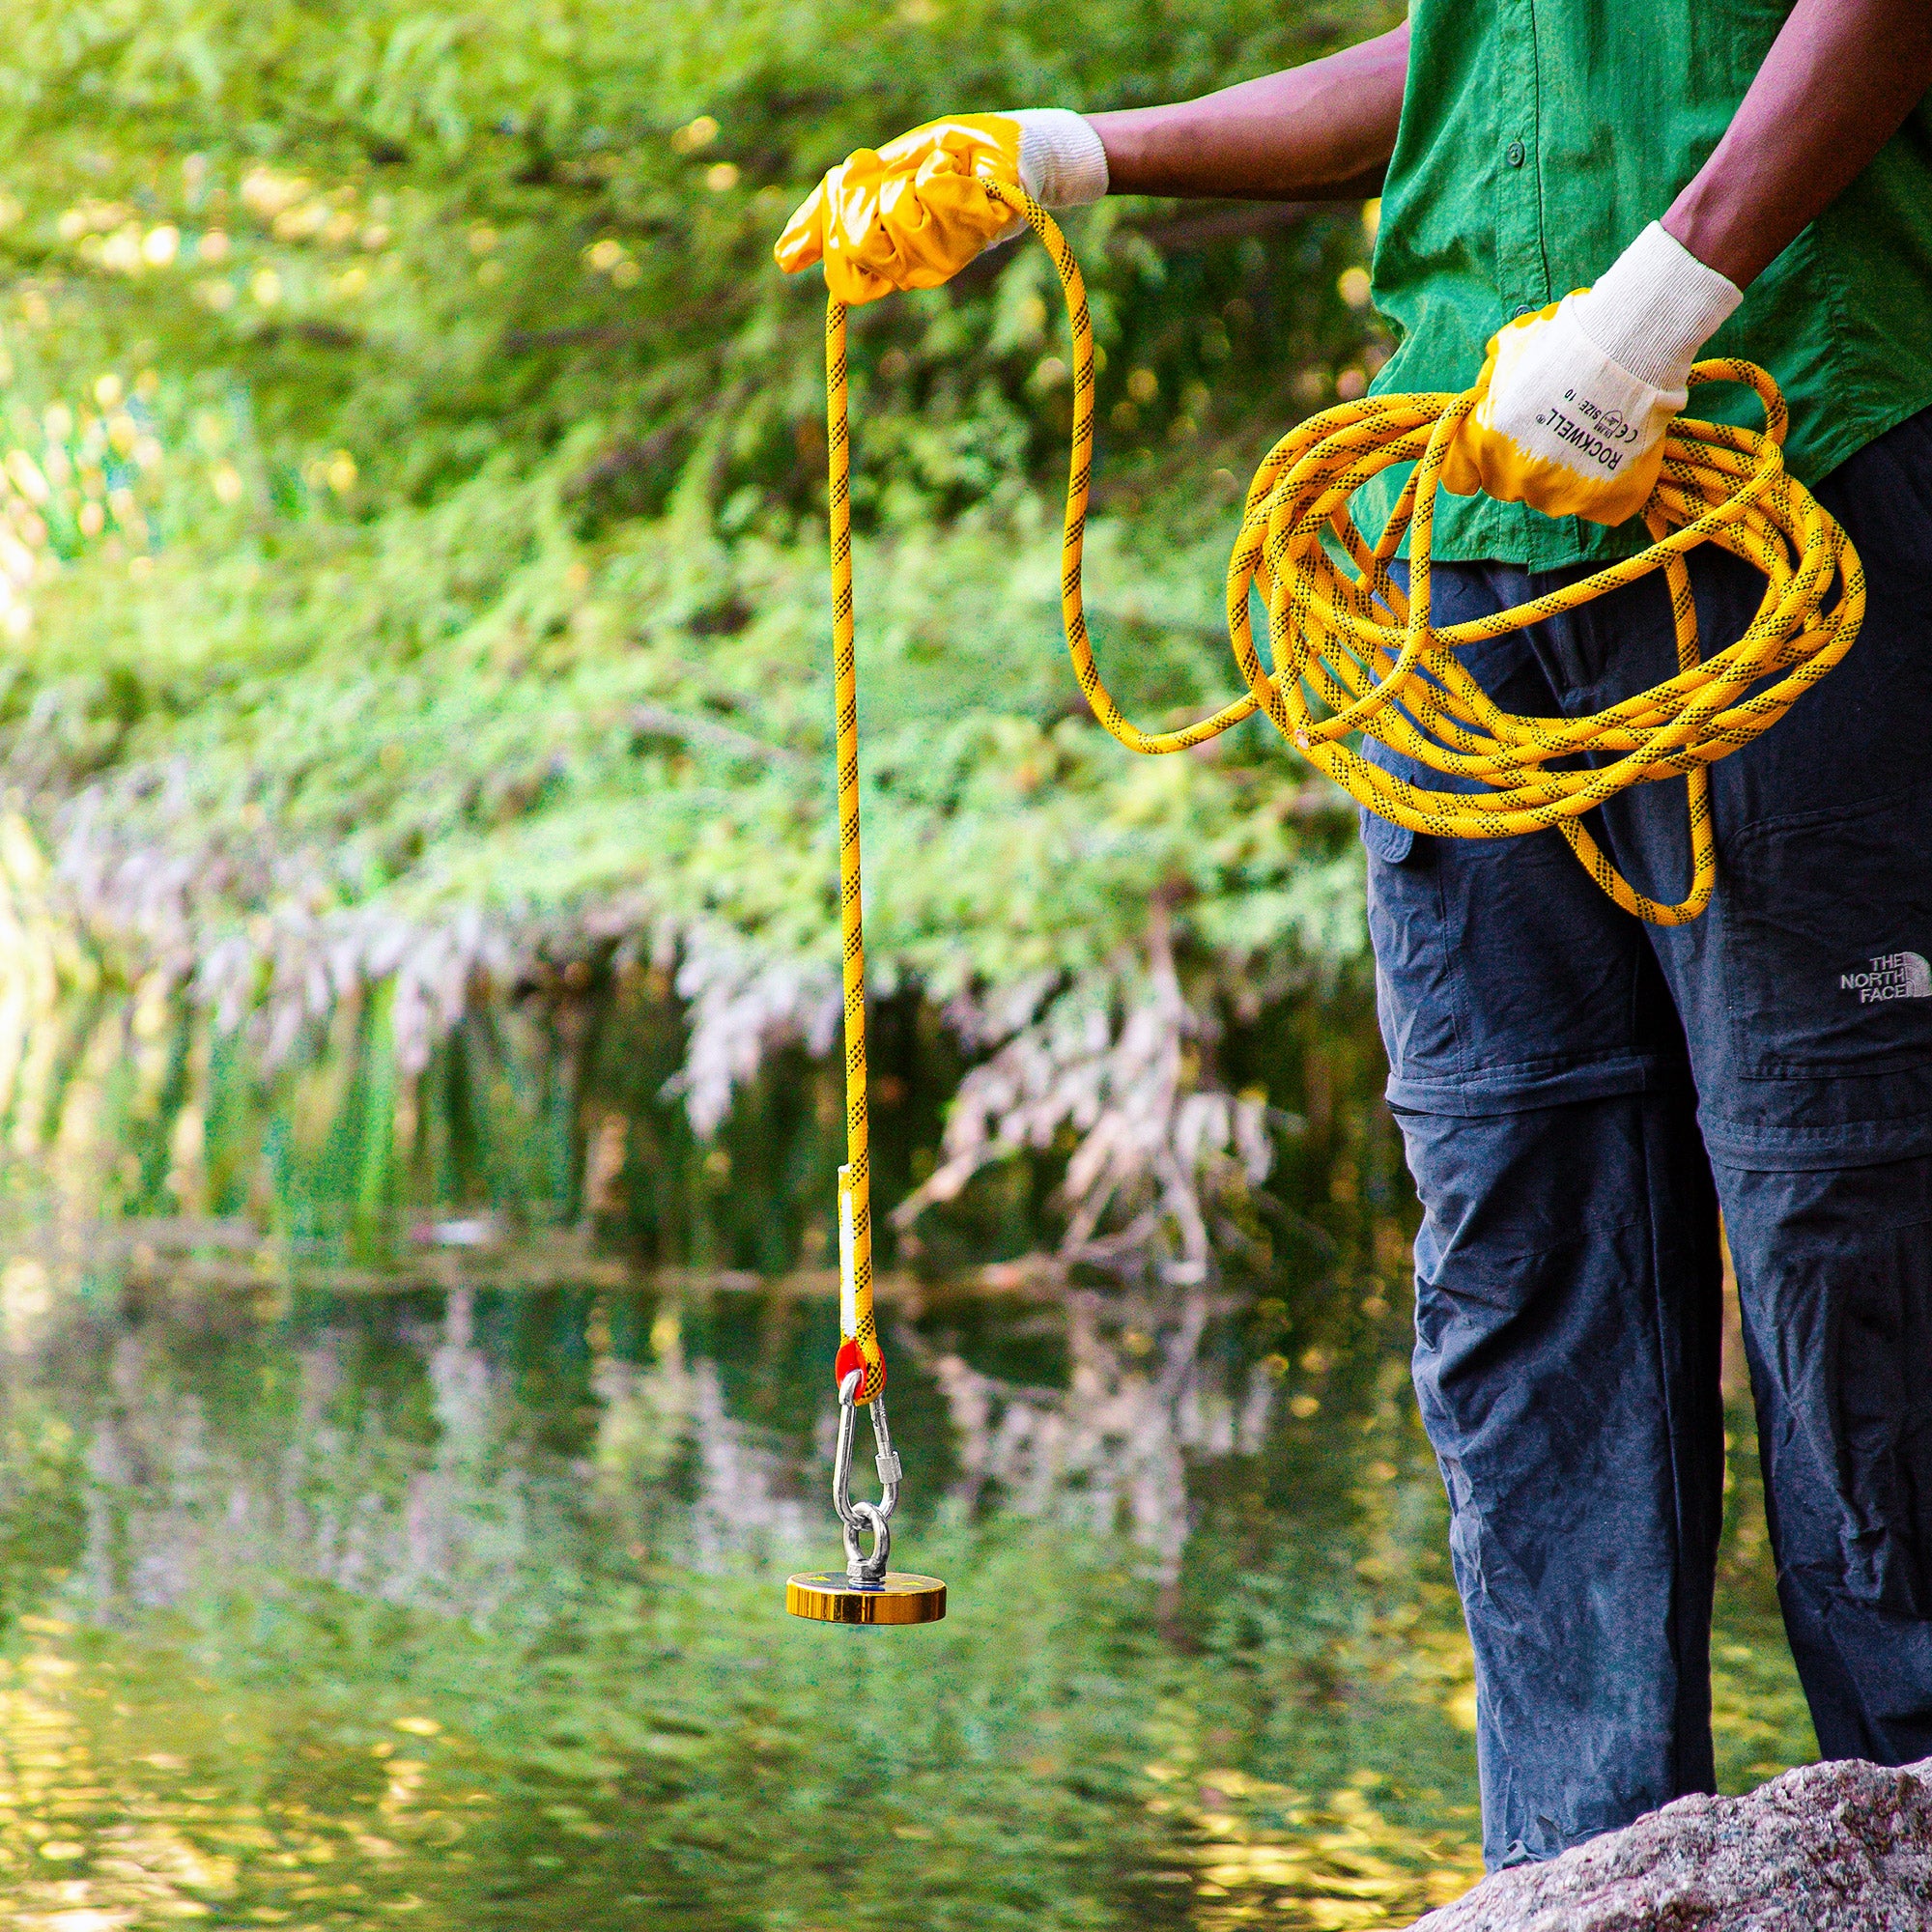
[961,181,1867,928]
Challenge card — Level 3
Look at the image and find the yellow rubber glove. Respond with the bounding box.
[1440,222,1743,525]
[775,110,1108,305]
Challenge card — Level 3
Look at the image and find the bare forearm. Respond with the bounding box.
[1088,23,1408,201]
[1665,0,1932,286]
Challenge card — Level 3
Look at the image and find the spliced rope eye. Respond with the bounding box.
[793,185,1863,1623]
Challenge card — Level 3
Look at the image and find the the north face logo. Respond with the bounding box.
[1841,952,1932,1004]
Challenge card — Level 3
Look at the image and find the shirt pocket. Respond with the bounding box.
[1720,781,1932,1080]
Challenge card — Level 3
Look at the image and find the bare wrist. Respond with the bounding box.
[1085,110,1165,196]
[1661,187,1765,291]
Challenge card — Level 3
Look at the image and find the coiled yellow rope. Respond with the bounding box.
[822,182,1866,1401]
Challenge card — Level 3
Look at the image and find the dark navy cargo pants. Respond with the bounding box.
[1364,406,1932,1869]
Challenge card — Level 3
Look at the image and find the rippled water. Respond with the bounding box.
[0,1168,1814,1930]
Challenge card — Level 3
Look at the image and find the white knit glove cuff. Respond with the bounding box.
[1572,221,1743,392]
[1009,109,1110,209]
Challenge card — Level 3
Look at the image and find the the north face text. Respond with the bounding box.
[1841,952,1932,1003]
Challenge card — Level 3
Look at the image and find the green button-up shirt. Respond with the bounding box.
[1362,0,1932,568]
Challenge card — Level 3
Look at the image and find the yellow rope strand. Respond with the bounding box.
[821,184,1865,1391]
[825,292,888,1404]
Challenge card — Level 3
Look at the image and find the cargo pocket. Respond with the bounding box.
[1360,749,1464,1086]
[1832,1232,1932,1617]
[1720,782,1932,1080]
[1730,1161,1932,1618]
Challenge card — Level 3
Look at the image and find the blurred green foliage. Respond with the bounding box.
[0,0,1399,1252]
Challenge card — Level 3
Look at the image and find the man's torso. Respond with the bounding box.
[1362,0,1932,568]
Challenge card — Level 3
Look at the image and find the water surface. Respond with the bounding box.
[0,1160,1813,1931]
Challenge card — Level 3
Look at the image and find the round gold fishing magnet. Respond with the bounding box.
[785,1571,947,1625]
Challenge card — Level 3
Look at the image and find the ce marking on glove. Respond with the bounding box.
[1556,390,1640,442]
[1537,384,1642,469]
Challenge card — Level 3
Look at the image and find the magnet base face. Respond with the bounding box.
[784,1571,947,1625]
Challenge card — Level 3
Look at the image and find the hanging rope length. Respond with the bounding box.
[819,180,1865,1412]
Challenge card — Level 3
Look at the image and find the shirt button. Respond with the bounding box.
[1511,303,1534,320]
[1506,140,1526,168]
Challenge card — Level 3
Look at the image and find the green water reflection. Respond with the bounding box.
[0,1213,1813,1929]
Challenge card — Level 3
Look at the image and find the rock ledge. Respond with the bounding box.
[1408,1755,1932,1931]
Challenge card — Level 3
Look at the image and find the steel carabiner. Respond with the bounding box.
[833,1368,902,1584]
